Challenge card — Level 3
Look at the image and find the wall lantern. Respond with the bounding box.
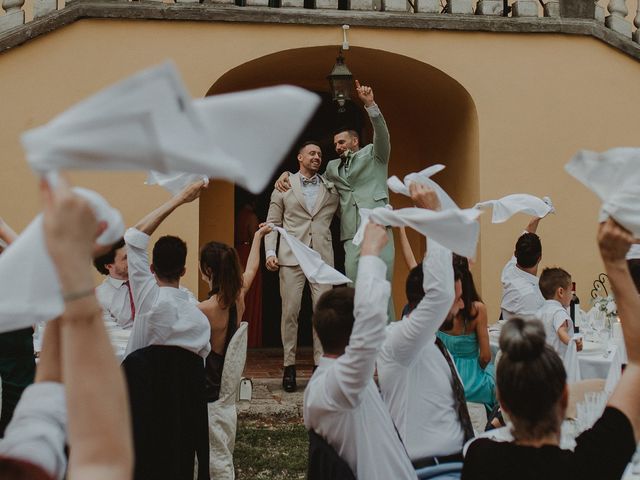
[327,49,353,113]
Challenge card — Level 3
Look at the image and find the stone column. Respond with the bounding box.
[542,0,559,17]
[476,0,502,15]
[0,0,25,33]
[445,0,473,14]
[385,0,410,11]
[605,0,632,37]
[316,0,339,7]
[33,0,56,19]
[512,0,539,17]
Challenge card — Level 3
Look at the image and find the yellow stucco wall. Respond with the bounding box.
[1,19,639,321]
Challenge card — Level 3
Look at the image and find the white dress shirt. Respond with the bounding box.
[537,299,573,358]
[500,255,545,320]
[377,240,464,460]
[0,382,67,480]
[95,275,134,328]
[300,174,320,213]
[303,256,417,480]
[123,228,210,360]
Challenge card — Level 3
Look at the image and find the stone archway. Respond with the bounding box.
[199,46,479,343]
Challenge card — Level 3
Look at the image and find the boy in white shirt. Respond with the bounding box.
[537,267,583,357]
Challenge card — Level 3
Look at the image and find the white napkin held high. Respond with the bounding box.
[627,243,640,260]
[566,148,640,236]
[352,206,482,258]
[271,226,350,285]
[474,194,554,224]
[21,61,320,194]
[387,164,459,210]
[0,188,124,333]
[145,171,209,195]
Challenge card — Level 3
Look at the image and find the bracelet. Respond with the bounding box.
[62,288,95,303]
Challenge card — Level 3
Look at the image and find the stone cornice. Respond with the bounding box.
[2,0,640,61]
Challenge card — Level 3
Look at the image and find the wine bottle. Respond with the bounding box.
[570,281,580,333]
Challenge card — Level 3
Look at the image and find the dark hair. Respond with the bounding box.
[498,318,566,441]
[199,241,243,309]
[93,238,125,275]
[629,259,640,294]
[538,267,571,300]
[152,235,187,283]
[405,261,462,314]
[313,287,355,355]
[515,232,542,269]
[0,457,54,480]
[333,128,359,140]
[453,254,482,323]
[298,141,321,154]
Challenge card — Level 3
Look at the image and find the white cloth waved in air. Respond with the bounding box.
[565,148,640,236]
[146,171,209,195]
[0,186,124,333]
[352,206,482,258]
[387,164,459,210]
[474,194,554,223]
[21,61,320,194]
[270,225,350,285]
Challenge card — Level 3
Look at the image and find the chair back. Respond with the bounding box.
[415,462,463,480]
[218,322,248,404]
[307,430,355,480]
[123,345,209,480]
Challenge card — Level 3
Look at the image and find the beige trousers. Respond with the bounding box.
[279,265,330,366]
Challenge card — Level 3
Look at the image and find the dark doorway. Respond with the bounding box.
[234,91,367,348]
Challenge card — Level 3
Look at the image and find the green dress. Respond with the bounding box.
[436,330,496,412]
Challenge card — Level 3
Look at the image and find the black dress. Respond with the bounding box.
[462,407,636,480]
[204,295,238,403]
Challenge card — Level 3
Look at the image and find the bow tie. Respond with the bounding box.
[302,177,318,186]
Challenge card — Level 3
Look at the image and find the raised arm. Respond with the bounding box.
[324,223,389,409]
[398,226,418,270]
[600,219,640,440]
[356,80,390,165]
[380,183,453,366]
[242,223,272,296]
[134,179,207,236]
[40,176,133,480]
[474,302,492,369]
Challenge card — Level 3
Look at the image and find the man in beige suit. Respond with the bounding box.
[265,141,340,392]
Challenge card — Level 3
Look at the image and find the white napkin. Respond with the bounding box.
[627,243,640,260]
[21,61,320,194]
[563,339,582,384]
[271,226,350,285]
[387,164,459,210]
[145,171,209,195]
[474,194,554,223]
[352,206,482,258]
[0,188,124,333]
[566,148,640,236]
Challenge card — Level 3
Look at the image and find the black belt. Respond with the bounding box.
[412,452,464,469]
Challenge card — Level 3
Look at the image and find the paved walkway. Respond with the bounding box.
[239,347,488,430]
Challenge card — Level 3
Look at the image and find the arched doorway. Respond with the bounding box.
[199,46,479,347]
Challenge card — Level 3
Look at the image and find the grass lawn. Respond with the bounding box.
[235,418,308,480]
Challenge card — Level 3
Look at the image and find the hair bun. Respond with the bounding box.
[499,318,546,362]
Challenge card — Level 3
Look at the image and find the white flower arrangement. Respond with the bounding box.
[592,294,617,320]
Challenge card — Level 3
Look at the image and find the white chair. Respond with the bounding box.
[208,322,248,480]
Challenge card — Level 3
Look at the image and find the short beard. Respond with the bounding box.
[439,313,454,332]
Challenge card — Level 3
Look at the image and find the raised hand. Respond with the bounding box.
[409,182,440,211]
[178,179,208,204]
[598,218,635,264]
[361,222,388,257]
[355,80,375,107]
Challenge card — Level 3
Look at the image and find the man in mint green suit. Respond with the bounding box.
[277,81,395,321]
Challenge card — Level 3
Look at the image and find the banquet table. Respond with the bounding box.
[488,329,622,382]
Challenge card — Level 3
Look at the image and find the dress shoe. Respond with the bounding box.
[282,365,296,392]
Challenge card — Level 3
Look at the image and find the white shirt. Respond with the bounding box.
[500,255,545,320]
[123,228,210,360]
[377,240,464,460]
[0,382,67,480]
[537,299,573,358]
[303,256,417,480]
[95,275,134,328]
[300,174,320,213]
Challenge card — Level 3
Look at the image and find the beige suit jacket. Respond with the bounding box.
[264,172,339,267]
